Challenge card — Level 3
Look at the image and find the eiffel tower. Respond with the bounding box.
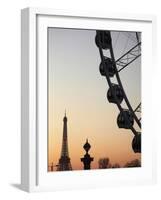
[57,112,72,171]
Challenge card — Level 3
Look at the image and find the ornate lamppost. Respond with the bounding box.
[81,139,94,170]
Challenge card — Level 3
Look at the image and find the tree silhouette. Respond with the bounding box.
[124,159,141,168]
[111,163,120,168]
[98,158,110,169]
[98,158,141,169]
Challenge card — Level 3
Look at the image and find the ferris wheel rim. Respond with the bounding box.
[96,30,141,136]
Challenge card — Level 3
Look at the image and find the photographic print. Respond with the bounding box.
[47,28,141,172]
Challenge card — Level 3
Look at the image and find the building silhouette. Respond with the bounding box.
[57,112,72,171]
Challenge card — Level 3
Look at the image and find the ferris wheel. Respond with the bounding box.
[95,30,141,153]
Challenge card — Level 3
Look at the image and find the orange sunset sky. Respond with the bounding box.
[48,28,141,171]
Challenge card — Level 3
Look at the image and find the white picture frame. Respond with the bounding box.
[21,7,157,192]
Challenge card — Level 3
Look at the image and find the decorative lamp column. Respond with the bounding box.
[81,139,94,170]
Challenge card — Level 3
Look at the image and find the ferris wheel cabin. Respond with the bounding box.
[117,110,134,129]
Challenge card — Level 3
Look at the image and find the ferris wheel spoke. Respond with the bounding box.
[136,32,141,43]
[117,55,141,72]
[134,103,141,113]
[116,42,141,72]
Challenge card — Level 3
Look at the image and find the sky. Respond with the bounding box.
[48,28,141,171]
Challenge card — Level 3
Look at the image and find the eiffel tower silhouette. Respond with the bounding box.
[57,112,72,171]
